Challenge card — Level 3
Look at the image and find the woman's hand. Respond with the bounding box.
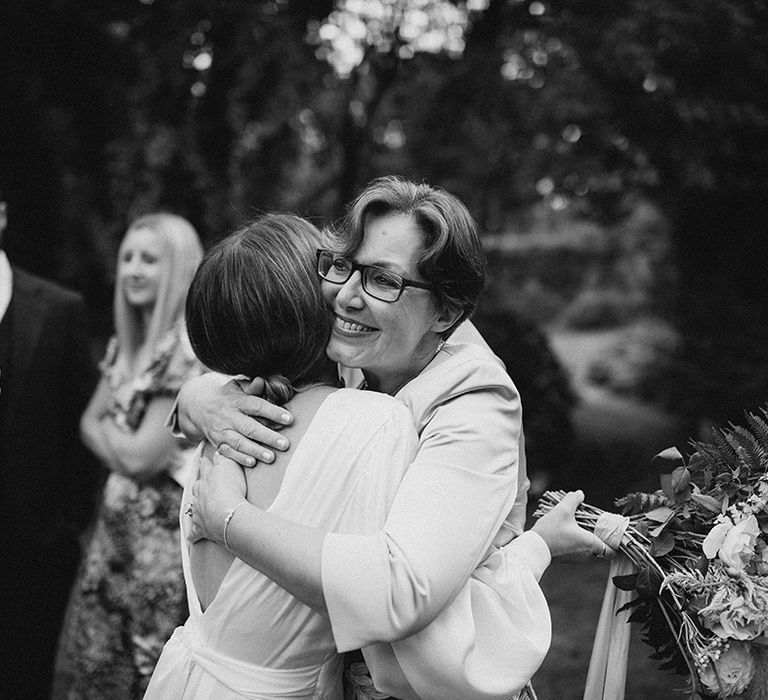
[532,490,616,560]
[188,451,247,544]
[177,374,293,466]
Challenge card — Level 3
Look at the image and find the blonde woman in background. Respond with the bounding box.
[55,213,204,699]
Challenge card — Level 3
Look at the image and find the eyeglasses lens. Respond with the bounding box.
[362,269,403,302]
[318,251,403,302]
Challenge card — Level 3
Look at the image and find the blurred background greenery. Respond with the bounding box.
[2,2,767,695]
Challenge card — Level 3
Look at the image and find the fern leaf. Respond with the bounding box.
[726,425,767,473]
[689,440,732,476]
[746,410,768,453]
[711,429,744,471]
[615,491,668,515]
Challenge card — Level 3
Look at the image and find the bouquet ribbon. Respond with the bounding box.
[584,513,635,700]
[594,512,630,550]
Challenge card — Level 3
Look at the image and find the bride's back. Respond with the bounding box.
[164,213,418,693]
[182,212,340,613]
[190,385,337,611]
[177,388,416,688]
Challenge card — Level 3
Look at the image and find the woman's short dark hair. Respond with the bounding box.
[330,176,486,330]
[186,214,333,402]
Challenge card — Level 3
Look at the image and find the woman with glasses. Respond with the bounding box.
[176,177,610,699]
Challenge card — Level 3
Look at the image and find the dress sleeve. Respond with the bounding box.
[322,355,524,651]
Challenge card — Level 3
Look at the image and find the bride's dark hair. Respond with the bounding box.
[185,213,334,404]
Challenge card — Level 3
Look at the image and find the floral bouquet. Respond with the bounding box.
[536,407,768,699]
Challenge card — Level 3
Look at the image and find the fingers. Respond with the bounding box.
[212,449,239,469]
[554,491,618,560]
[557,490,585,515]
[215,441,258,467]
[234,394,293,426]
[206,450,248,495]
[216,430,274,466]
[196,455,214,480]
[202,382,293,467]
[217,419,291,467]
[243,376,266,396]
[185,492,201,542]
[232,376,266,397]
[187,521,204,543]
[591,536,617,560]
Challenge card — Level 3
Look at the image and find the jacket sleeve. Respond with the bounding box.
[62,290,102,533]
[383,531,552,700]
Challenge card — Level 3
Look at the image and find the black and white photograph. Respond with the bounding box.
[1,1,767,699]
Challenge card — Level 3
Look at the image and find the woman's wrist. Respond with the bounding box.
[178,373,229,439]
[176,380,206,440]
[223,500,250,552]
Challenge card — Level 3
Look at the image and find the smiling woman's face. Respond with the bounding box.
[322,212,450,395]
[118,227,164,311]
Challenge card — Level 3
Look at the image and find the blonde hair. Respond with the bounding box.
[114,213,203,377]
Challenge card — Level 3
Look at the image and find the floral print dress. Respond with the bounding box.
[56,325,201,699]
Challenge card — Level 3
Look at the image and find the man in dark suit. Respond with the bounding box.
[0,192,101,699]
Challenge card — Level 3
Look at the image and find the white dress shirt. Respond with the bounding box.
[0,250,12,323]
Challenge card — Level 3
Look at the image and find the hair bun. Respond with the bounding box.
[262,374,297,405]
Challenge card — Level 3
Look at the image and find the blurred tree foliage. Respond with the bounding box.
[473,309,576,488]
[0,0,766,425]
[545,0,768,427]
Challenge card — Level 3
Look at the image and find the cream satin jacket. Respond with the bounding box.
[324,322,552,700]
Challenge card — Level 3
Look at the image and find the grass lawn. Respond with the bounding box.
[533,558,691,699]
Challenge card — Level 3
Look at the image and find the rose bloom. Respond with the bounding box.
[698,641,755,697]
[699,589,766,640]
[702,515,760,574]
[703,519,733,557]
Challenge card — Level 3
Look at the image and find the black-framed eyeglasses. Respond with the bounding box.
[316,249,435,303]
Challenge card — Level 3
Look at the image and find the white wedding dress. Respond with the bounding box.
[144,389,418,700]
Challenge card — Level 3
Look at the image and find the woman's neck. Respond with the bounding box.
[126,316,153,377]
[363,368,420,396]
[363,337,445,396]
[296,359,341,392]
[141,307,153,329]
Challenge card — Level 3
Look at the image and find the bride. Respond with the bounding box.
[144,213,422,698]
